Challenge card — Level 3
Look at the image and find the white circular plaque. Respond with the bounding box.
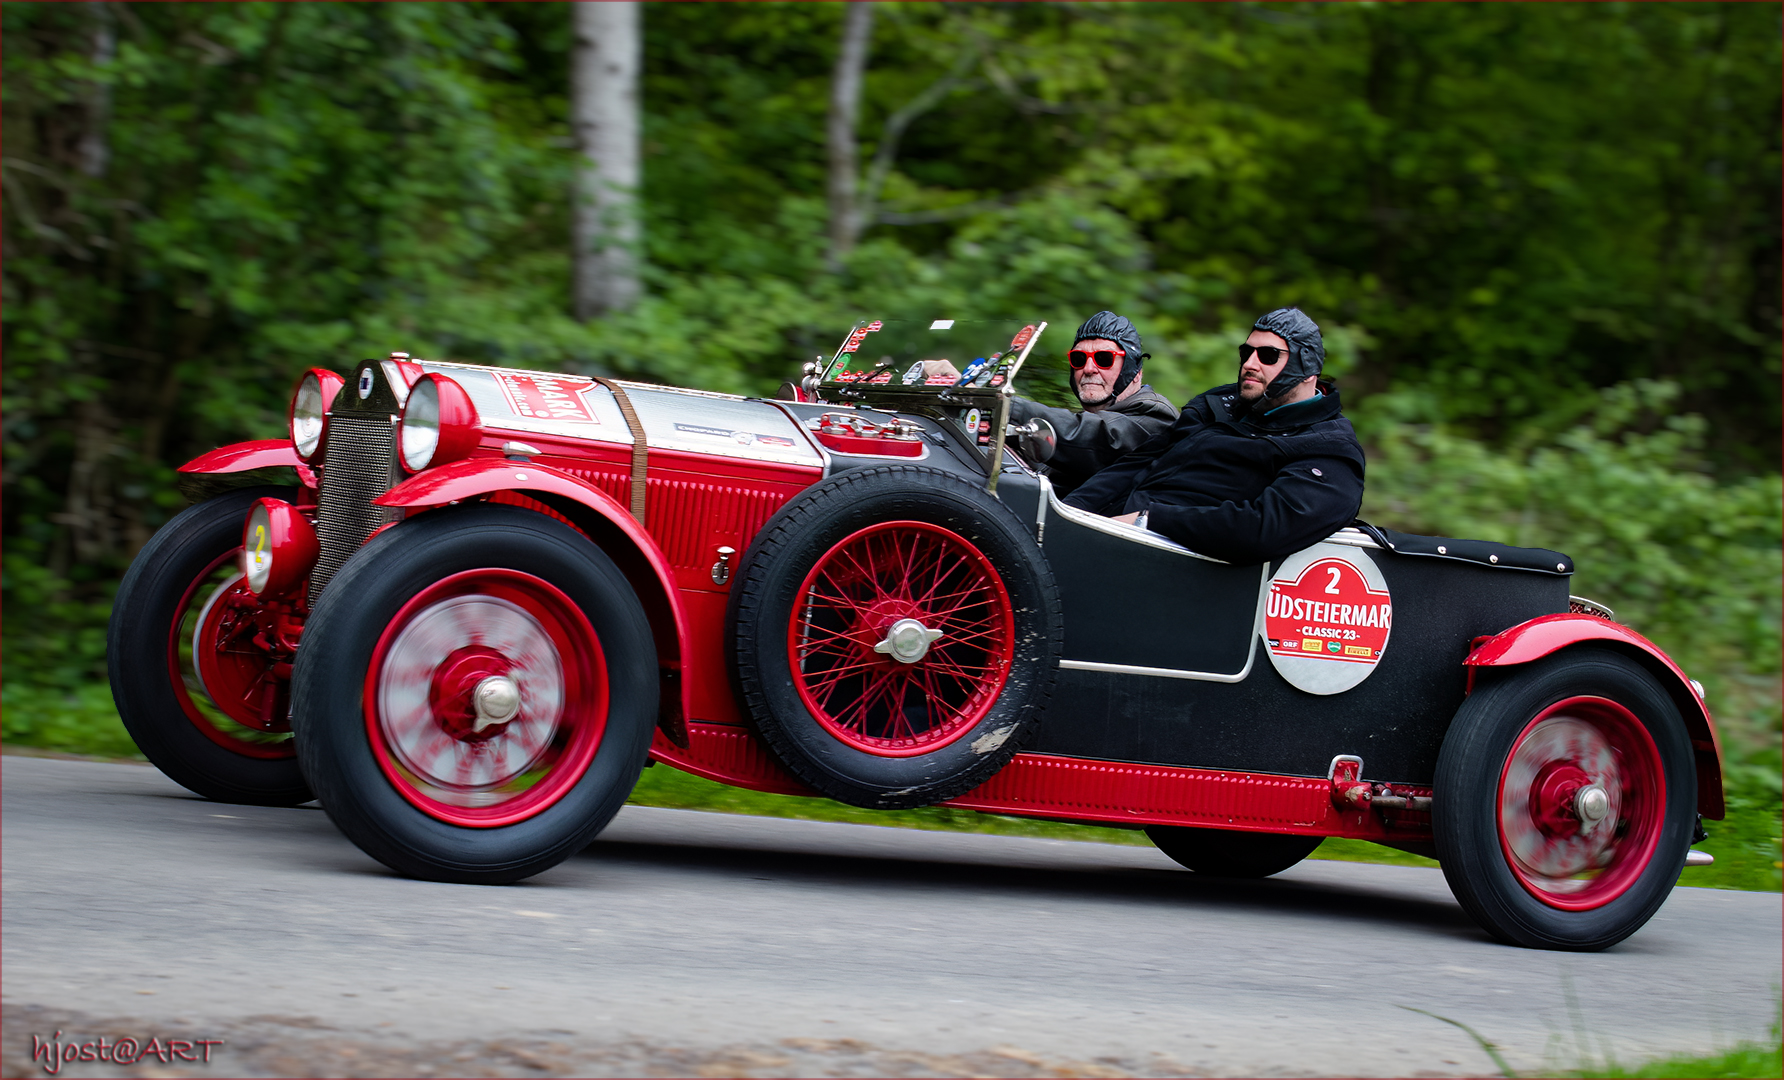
[1264,542,1393,695]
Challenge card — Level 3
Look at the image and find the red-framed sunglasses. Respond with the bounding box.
[1069,348,1122,370]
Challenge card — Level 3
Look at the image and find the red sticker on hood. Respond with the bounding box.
[495,372,599,423]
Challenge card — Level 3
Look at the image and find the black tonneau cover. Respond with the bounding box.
[1355,522,1572,576]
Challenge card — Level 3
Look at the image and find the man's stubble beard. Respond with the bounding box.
[1076,378,1113,410]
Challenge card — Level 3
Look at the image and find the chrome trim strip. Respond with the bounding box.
[1058,564,1271,683]
[1034,473,1052,543]
[1043,484,1230,562]
[1324,527,1383,550]
[1060,654,1256,684]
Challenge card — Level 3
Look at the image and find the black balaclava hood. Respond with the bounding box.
[1251,307,1325,401]
[1073,310,1147,400]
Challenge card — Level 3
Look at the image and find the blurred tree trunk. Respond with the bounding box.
[571,0,642,319]
[826,2,874,270]
[77,2,114,179]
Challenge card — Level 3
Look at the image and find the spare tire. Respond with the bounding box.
[728,466,1061,809]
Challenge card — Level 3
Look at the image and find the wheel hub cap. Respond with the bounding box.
[1574,783,1610,827]
[873,617,945,665]
[472,675,522,732]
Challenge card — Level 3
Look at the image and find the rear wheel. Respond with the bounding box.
[1433,648,1693,950]
[729,466,1061,809]
[292,505,656,883]
[107,487,311,805]
[1146,826,1323,878]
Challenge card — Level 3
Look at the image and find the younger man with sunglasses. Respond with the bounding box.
[1064,307,1365,565]
[1007,311,1179,495]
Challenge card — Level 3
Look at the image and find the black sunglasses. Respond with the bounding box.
[1069,348,1121,370]
[1239,343,1290,365]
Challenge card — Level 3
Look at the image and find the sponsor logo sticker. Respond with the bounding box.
[495,372,599,423]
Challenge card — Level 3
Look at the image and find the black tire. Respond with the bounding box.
[291,505,657,884]
[1433,648,1694,951]
[107,487,313,806]
[1146,826,1324,878]
[728,466,1061,809]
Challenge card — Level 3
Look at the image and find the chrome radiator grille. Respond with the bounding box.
[308,412,403,604]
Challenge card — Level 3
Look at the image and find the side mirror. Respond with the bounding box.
[1008,417,1056,464]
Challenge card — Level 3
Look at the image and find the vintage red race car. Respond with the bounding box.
[109,318,1724,951]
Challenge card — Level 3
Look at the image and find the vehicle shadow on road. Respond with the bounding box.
[575,833,1483,943]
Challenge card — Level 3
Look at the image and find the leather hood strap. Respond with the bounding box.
[593,377,649,525]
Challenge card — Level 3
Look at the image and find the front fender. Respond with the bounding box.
[375,457,693,727]
[179,439,304,474]
[1466,613,1725,818]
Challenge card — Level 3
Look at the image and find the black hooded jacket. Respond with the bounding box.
[1007,387,1179,496]
[1063,382,1365,565]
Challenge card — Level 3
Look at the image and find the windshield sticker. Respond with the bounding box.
[673,423,795,448]
[495,372,599,424]
[1264,545,1392,695]
[839,321,882,354]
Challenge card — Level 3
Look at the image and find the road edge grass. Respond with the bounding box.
[1574,1038,1783,1079]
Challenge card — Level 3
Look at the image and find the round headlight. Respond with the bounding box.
[242,498,319,598]
[290,369,345,462]
[399,374,481,473]
[400,379,441,472]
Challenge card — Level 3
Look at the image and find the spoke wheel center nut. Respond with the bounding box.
[1574,783,1610,826]
[873,617,944,665]
[472,675,521,732]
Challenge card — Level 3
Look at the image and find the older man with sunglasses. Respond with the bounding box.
[1006,311,1179,496]
[1064,307,1365,565]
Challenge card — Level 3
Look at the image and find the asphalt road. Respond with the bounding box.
[3,755,1778,1078]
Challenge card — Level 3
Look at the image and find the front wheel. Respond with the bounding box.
[106,487,312,805]
[1433,648,1694,950]
[292,505,657,884]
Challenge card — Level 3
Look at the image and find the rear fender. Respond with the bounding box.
[375,458,692,730]
[1466,613,1725,818]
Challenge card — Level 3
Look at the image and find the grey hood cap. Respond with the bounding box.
[1073,310,1148,399]
[1252,307,1325,400]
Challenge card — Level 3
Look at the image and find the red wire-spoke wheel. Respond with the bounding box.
[365,569,608,828]
[730,466,1061,810]
[1496,697,1664,910]
[292,504,657,884]
[789,521,1015,757]
[1434,648,1695,951]
[108,487,313,805]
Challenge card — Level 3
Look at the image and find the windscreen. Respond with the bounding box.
[820,319,1043,389]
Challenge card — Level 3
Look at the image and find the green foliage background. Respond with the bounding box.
[3,3,1778,885]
